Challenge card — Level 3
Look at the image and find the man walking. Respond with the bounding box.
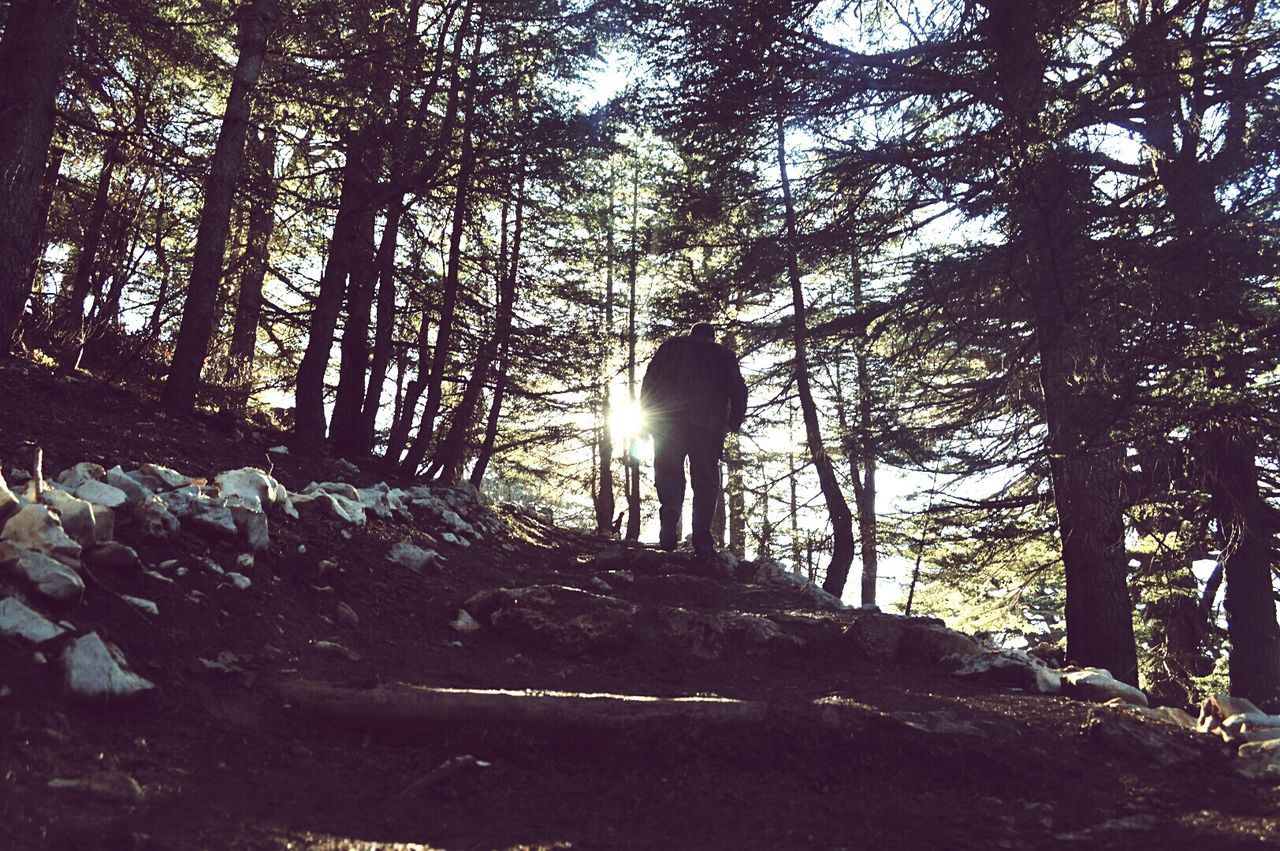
[640,322,748,555]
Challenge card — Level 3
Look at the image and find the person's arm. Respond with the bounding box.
[640,341,669,435]
[727,353,747,433]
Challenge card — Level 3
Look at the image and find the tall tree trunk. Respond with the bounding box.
[58,143,120,372]
[24,144,66,334]
[777,115,857,598]
[223,123,278,413]
[624,157,642,541]
[0,0,80,355]
[162,0,279,412]
[431,176,523,484]
[402,9,485,476]
[358,197,405,454]
[294,128,370,451]
[984,0,1138,684]
[595,166,616,535]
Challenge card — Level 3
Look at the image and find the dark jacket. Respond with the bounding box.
[640,334,748,436]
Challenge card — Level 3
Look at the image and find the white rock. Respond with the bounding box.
[0,596,69,644]
[139,463,195,489]
[334,458,359,476]
[312,639,360,661]
[450,610,481,633]
[1062,668,1148,707]
[268,445,289,455]
[227,572,251,590]
[1224,712,1280,736]
[589,577,614,593]
[164,493,238,541]
[48,771,145,803]
[61,632,155,701]
[336,602,359,628]
[293,491,365,525]
[216,468,288,512]
[40,488,97,546]
[303,481,360,501]
[0,468,18,523]
[1,504,82,567]
[441,532,470,548]
[73,479,129,511]
[387,540,441,573]
[236,553,254,571]
[56,463,106,490]
[0,543,84,604]
[106,466,151,504]
[88,504,115,544]
[226,497,270,552]
[120,595,158,617]
[134,497,180,542]
[442,509,476,536]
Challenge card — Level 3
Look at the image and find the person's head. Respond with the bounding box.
[690,322,715,341]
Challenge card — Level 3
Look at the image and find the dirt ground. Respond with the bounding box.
[2,358,1280,850]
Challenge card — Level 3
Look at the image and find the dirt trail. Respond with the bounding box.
[2,360,1280,849]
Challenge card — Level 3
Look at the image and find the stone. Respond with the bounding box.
[660,608,728,660]
[227,572,251,590]
[1201,694,1264,727]
[312,639,361,662]
[73,479,129,510]
[268,445,289,455]
[0,596,69,644]
[106,466,151,504]
[1223,711,1280,738]
[83,542,142,574]
[336,602,359,628]
[898,622,983,663]
[1238,737,1280,779]
[843,612,910,659]
[120,595,158,617]
[589,577,614,593]
[292,491,365,525]
[0,543,85,605]
[1135,705,1198,731]
[1,504,81,567]
[725,613,806,656]
[442,509,475,536]
[89,504,115,544]
[0,468,18,523]
[356,482,409,520]
[134,497,180,543]
[48,771,145,803]
[40,488,97,546]
[226,497,270,552]
[61,632,155,701]
[1062,668,1148,707]
[450,610,481,633]
[464,585,638,653]
[236,553,254,571]
[55,462,106,490]
[1082,708,1201,767]
[174,496,239,541]
[387,540,442,573]
[139,463,195,489]
[215,468,286,512]
[441,531,470,548]
[952,648,1063,695]
[303,481,361,501]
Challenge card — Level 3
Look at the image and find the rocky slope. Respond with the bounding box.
[2,358,1280,850]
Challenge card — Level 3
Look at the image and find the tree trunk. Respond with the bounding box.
[161,0,279,412]
[58,143,120,372]
[983,0,1138,684]
[401,9,485,476]
[223,123,278,413]
[0,0,80,355]
[24,144,66,334]
[294,129,370,451]
[595,166,616,535]
[777,115,856,598]
[358,198,405,454]
[624,157,642,541]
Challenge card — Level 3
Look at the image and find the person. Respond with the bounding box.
[640,322,748,556]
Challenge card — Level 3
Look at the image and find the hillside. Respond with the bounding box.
[1,358,1279,850]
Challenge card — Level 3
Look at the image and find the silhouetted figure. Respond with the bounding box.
[640,322,747,555]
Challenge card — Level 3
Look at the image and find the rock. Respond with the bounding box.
[843,612,910,659]
[120,595,158,617]
[268,445,289,455]
[55,462,106,490]
[83,542,142,574]
[1238,738,1280,779]
[312,639,361,662]
[48,771,145,803]
[441,531,470,548]
[106,466,151,504]
[356,482,409,520]
[336,602,359,628]
[0,543,85,605]
[292,491,366,525]
[589,577,614,593]
[441,509,475,536]
[236,553,254,571]
[724,613,806,656]
[40,488,98,546]
[450,610,481,633]
[952,648,1063,695]
[89,504,115,544]
[1201,694,1264,727]
[173,495,239,541]
[61,632,155,701]
[1,504,81,566]
[464,585,638,653]
[303,481,360,501]
[1082,708,1200,767]
[226,498,270,552]
[318,558,340,580]
[0,468,18,523]
[133,497,180,543]
[139,463,195,489]
[227,572,252,590]
[660,608,728,660]
[0,596,69,644]
[387,541,442,573]
[334,458,360,476]
[898,622,983,663]
[1223,712,1280,739]
[1134,705,1198,730]
[215,468,286,512]
[73,479,129,510]
[1062,668,1148,707]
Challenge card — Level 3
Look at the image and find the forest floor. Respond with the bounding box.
[2,357,1280,850]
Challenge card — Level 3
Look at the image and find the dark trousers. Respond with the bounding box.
[652,421,723,553]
